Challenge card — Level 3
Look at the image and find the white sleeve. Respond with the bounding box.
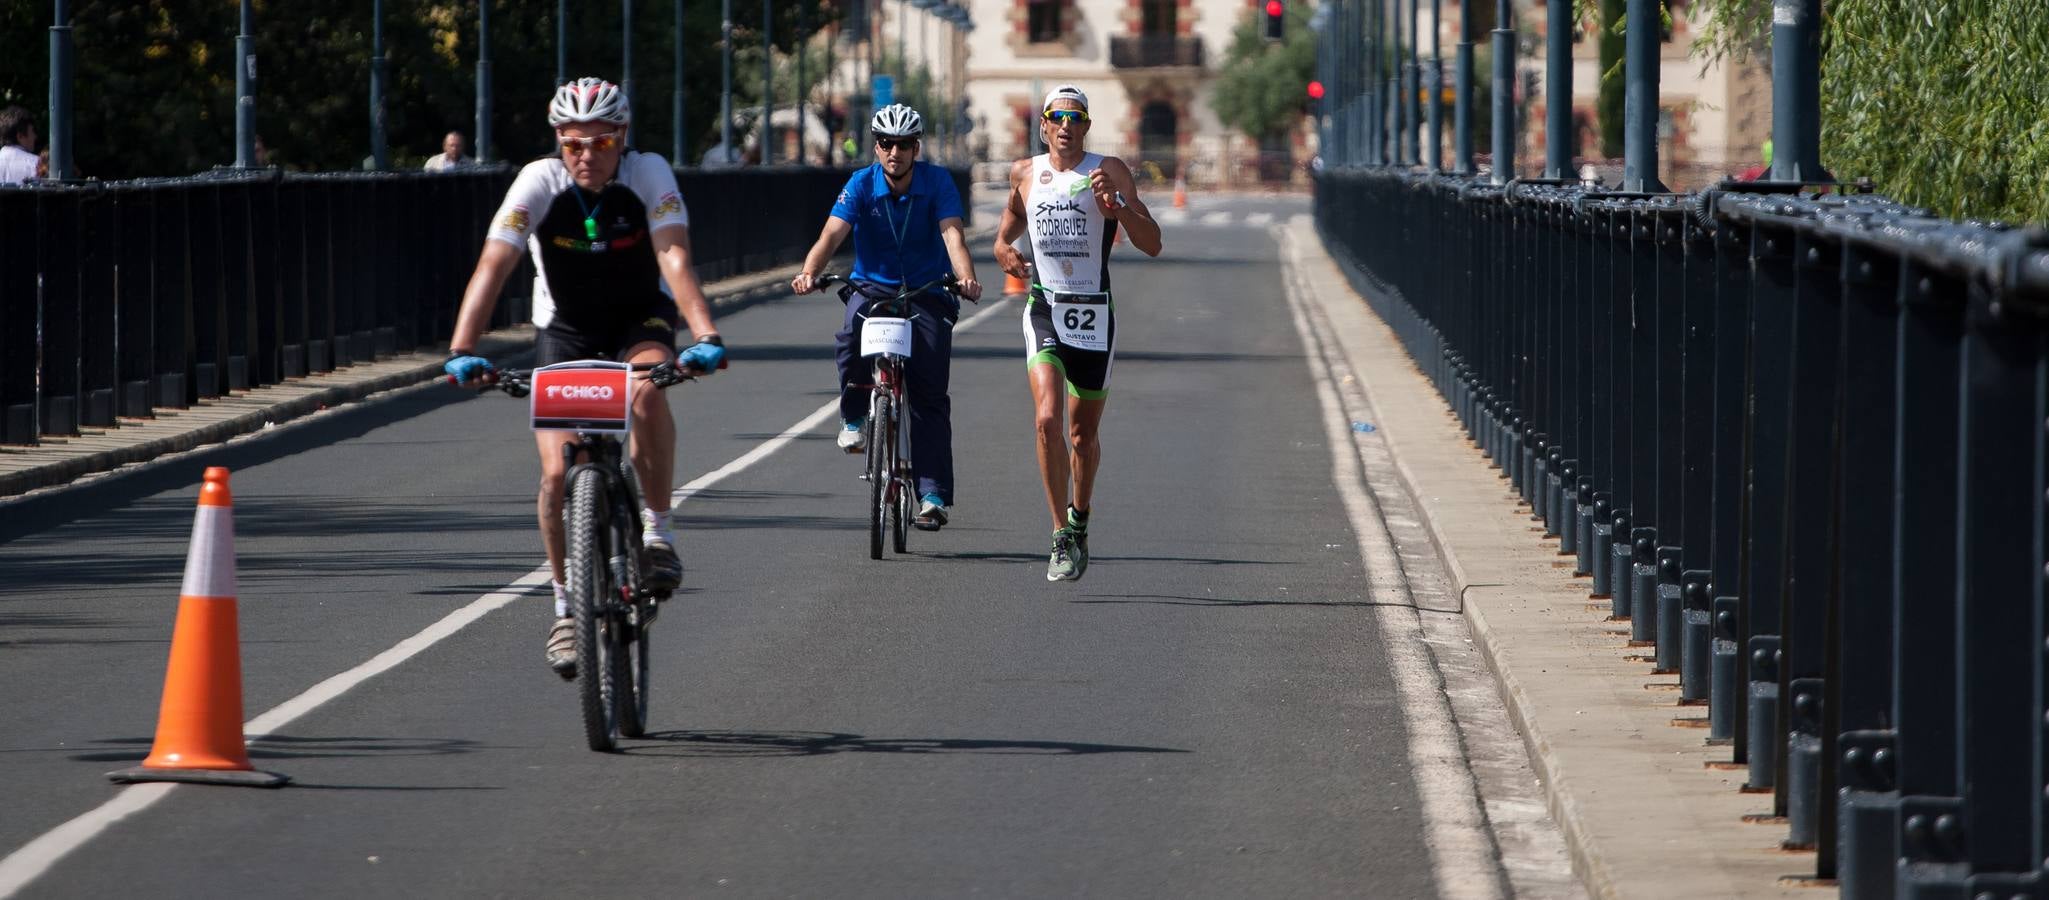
[631,153,690,232]
[484,161,558,247]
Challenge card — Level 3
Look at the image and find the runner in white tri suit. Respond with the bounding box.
[993,84,1162,582]
[443,77,724,678]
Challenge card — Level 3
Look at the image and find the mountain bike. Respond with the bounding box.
[488,360,700,751]
[817,272,960,560]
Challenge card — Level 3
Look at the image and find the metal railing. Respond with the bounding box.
[1316,169,2049,898]
[0,165,970,446]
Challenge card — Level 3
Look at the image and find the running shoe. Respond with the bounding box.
[1047,527,1084,582]
[914,494,948,531]
[546,616,577,679]
[837,418,866,453]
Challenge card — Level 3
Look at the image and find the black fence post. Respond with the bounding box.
[37,188,83,436]
[114,186,155,418]
[1892,263,1968,896]
[1832,238,1904,899]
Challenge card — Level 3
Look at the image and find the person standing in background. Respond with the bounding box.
[424,131,474,172]
[0,107,40,184]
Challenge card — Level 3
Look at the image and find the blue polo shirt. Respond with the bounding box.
[830,161,964,291]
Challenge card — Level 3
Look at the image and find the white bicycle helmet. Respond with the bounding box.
[548,77,631,127]
[870,104,924,138]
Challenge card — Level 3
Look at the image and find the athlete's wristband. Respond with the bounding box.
[693,334,723,347]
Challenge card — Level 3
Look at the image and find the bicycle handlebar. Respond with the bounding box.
[477,361,707,399]
[815,272,961,301]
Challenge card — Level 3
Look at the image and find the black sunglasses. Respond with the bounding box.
[875,137,919,152]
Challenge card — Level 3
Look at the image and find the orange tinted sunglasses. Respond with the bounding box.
[558,131,623,154]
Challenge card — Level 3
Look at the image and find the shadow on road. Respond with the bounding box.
[65,733,486,764]
[1071,592,1381,609]
[620,729,1188,758]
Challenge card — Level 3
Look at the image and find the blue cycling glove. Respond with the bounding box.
[678,340,725,372]
[444,354,493,384]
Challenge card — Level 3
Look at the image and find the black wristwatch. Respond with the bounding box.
[694,334,723,347]
[448,348,475,358]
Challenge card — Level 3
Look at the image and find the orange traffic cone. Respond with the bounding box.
[1004,269,1029,297]
[109,467,288,787]
[1172,176,1188,210]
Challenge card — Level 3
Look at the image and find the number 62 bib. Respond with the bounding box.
[1050,294,1110,352]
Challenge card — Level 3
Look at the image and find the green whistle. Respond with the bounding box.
[584,217,598,241]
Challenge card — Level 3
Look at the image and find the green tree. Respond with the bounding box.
[1689,0,2049,222]
[1213,4,1316,144]
[0,0,844,178]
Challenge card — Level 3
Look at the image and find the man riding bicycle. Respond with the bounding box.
[790,103,983,530]
[445,77,725,677]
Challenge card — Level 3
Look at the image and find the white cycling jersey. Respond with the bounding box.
[485,151,689,330]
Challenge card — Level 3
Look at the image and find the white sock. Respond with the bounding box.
[553,580,569,618]
[642,507,674,547]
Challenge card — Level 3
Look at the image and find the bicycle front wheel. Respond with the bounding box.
[566,466,619,752]
[867,392,891,560]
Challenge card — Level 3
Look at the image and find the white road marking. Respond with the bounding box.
[1156,209,1190,226]
[1246,212,1274,226]
[1200,211,1231,226]
[0,296,1019,900]
[1274,223,1506,900]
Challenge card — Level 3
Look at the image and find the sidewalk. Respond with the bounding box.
[1287,217,1817,899]
[0,260,840,501]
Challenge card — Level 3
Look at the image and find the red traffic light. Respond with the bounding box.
[1306,80,1325,100]
[1265,0,1283,16]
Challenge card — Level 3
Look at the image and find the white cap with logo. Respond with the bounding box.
[1042,84,1089,113]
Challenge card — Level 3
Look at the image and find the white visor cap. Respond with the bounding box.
[1042,84,1089,113]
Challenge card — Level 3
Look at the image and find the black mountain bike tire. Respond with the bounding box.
[891,400,910,554]
[868,392,891,560]
[566,466,619,752]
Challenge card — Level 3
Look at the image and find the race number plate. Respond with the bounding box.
[1050,295,1109,351]
[860,317,913,358]
[529,361,633,434]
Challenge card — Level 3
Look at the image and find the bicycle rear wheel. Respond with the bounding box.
[566,466,619,752]
[867,392,891,560]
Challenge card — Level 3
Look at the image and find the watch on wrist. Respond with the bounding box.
[694,334,723,347]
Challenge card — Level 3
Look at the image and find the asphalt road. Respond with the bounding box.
[0,194,1465,898]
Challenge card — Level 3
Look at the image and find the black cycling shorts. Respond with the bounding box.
[1022,288,1116,399]
[534,298,680,367]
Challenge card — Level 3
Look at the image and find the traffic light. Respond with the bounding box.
[1305,80,1323,116]
[1262,0,1284,41]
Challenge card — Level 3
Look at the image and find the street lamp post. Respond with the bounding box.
[623,0,635,146]
[1543,0,1571,178]
[477,0,492,164]
[48,0,73,180]
[761,0,773,164]
[235,0,256,168]
[1489,0,1512,183]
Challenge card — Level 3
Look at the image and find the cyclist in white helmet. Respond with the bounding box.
[445,76,725,678]
[791,103,982,530]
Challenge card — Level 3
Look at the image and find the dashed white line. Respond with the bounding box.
[1200,211,1231,226]
[0,295,1019,900]
[1246,212,1275,226]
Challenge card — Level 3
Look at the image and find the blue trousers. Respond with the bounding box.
[836,291,957,505]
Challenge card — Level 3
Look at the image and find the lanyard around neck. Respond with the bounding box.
[570,185,605,241]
